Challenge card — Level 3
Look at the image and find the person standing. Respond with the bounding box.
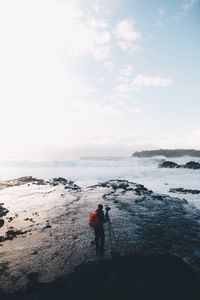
[89,204,108,252]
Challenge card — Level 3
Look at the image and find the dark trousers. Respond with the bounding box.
[94,226,105,250]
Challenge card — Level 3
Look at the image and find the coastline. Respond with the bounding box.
[1,176,200,297]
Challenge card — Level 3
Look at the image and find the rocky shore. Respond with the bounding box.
[1,253,200,300]
[1,177,200,298]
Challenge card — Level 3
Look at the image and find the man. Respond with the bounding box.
[93,204,108,252]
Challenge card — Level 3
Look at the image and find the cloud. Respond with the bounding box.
[118,65,133,81]
[45,130,200,158]
[158,8,165,17]
[114,84,132,94]
[114,19,141,53]
[87,17,108,30]
[113,73,172,101]
[64,74,96,98]
[181,0,198,12]
[114,66,133,99]
[65,100,126,120]
[112,70,172,106]
[175,0,198,19]
[132,75,172,90]
[94,45,111,60]
[103,61,115,71]
[0,0,99,155]
[65,19,111,61]
[91,0,119,16]
[147,129,200,149]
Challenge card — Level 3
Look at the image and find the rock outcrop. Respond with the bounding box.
[184,161,200,169]
[0,203,9,228]
[159,160,200,169]
[0,176,81,191]
[159,161,178,168]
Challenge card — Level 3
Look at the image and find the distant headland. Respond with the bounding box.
[132,149,200,158]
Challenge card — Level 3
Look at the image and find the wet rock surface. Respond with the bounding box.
[0,229,30,242]
[0,177,81,244]
[1,253,200,300]
[0,203,9,228]
[0,176,81,190]
[1,178,200,296]
[159,160,200,169]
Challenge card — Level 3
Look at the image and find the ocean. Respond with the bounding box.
[0,156,199,205]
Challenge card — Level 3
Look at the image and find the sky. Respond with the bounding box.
[0,0,199,159]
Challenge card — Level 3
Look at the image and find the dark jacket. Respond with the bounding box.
[96,209,107,227]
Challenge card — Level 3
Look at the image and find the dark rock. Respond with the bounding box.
[43,224,52,229]
[17,176,37,183]
[32,212,39,216]
[0,203,9,228]
[0,205,9,218]
[0,230,29,242]
[184,161,200,169]
[170,188,200,195]
[100,182,109,188]
[64,183,81,191]
[101,180,154,200]
[52,177,68,185]
[159,161,178,168]
[135,185,152,195]
[6,229,28,238]
[24,218,35,222]
[117,182,129,190]
[159,160,200,170]
[8,217,14,222]
[126,187,134,191]
[0,177,48,191]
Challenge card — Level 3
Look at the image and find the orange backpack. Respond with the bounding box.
[89,210,99,227]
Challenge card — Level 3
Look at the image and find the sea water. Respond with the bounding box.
[0,156,199,207]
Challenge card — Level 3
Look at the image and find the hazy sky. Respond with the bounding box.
[0,0,199,159]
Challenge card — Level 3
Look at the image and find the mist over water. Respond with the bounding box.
[0,156,200,207]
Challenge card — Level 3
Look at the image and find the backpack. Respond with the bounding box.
[89,210,99,227]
